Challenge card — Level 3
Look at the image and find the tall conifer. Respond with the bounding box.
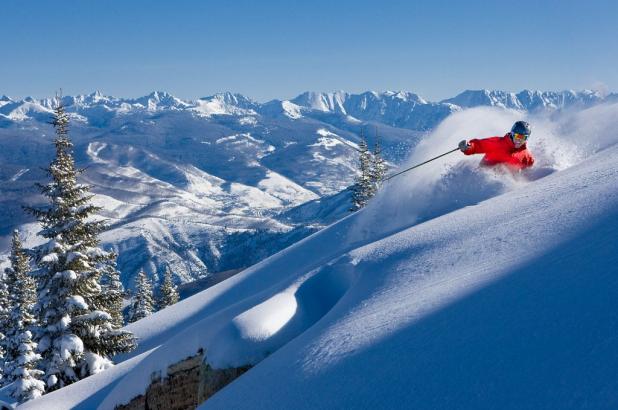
[128,270,154,323]
[350,131,375,211]
[371,135,387,189]
[96,254,127,328]
[156,268,179,310]
[3,230,45,402]
[0,261,9,383]
[26,99,135,391]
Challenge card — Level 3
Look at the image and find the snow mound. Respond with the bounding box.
[92,256,357,408]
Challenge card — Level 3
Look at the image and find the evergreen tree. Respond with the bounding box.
[350,133,375,211]
[128,270,154,323]
[25,100,135,391]
[96,254,126,328]
[84,253,136,360]
[0,261,10,383]
[3,230,45,402]
[156,268,179,310]
[0,233,19,386]
[6,330,45,403]
[370,135,387,190]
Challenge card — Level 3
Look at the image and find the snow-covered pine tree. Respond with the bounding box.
[25,99,135,391]
[156,268,179,310]
[128,270,154,323]
[371,135,387,190]
[3,230,45,402]
[0,255,10,383]
[85,253,136,359]
[350,133,375,211]
[96,254,126,328]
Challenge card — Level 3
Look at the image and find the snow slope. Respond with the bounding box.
[21,102,618,409]
[200,146,617,410]
[16,351,153,410]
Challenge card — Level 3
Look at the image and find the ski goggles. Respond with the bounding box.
[512,132,529,142]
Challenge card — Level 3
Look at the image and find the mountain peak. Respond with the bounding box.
[206,91,251,102]
[129,91,188,110]
[79,90,109,104]
[147,90,172,100]
[442,89,523,109]
[290,91,348,113]
[199,92,257,111]
[381,90,426,104]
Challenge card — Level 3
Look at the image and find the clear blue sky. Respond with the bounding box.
[2,0,618,102]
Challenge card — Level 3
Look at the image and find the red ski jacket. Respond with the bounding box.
[463,134,534,170]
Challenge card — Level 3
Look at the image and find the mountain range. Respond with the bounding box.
[2,88,614,129]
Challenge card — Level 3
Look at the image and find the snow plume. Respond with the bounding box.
[548,101,618,154]
[353,103,618,239]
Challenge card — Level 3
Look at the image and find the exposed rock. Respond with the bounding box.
[197,363,251,404]
[116,350,251,410]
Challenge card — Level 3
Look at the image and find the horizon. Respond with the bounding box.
[2,87,615,104]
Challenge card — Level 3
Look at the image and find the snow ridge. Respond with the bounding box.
[1,89,612,127]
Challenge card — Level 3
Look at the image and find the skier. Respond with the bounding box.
[458,121,534,170]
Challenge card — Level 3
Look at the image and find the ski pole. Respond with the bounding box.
[383,147,459,181]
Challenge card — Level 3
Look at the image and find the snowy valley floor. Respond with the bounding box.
[21,142,618,409]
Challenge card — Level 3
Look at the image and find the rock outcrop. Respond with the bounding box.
[116,350,251,410]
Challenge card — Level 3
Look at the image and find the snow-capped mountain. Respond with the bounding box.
[1,88,612,128]
[0,88,614,290]
[442,89,609,111]
[287,90,452,130]
[19,100,618,410]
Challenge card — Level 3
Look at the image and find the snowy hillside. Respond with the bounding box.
[20,102,618,409]
[0,91,417,289]
[0,89,614,289]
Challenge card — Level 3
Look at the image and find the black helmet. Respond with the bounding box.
[511,121,531,136]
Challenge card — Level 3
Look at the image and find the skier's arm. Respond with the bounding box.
[463,137,500,155]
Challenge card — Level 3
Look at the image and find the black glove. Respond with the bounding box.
[458,140,470,152]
